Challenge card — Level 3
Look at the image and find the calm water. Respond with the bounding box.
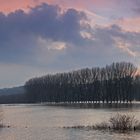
[0,103,140,140]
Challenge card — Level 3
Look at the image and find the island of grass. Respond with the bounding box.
[64,114,140,132]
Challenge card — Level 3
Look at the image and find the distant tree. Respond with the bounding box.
[24,62,138,103]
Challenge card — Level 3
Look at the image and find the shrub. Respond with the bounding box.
[63,114,140,132]
[109,114,138,130]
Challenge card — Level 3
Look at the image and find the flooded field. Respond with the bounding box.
[0,103,140,140]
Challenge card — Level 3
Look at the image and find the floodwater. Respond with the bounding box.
[0,103,140,140]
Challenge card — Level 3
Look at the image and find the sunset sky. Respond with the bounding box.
[0,0,140,88]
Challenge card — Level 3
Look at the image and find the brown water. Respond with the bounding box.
[0,104,140,140]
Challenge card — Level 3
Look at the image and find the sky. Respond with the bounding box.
[0,0,140,88]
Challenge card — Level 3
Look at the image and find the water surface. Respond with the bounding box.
[0,103,140,140]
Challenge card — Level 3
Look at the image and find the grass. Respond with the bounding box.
[64,114,140,132]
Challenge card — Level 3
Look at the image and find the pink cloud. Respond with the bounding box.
[0,0,115,13]
[0,0,33,13]
[116,17,140,32]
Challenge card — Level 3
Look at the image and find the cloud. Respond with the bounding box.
[0,3,140,66]
[38,37,66,50]
[0,2,140,87]
[0,3,88,65]
[92,25,140,57]
[0,0,117,14]
[114,17,140,32]
[114,38,137,57]
[132,0,140,14]
[9,4,85,43]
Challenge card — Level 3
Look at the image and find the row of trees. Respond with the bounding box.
[25,62,140,103]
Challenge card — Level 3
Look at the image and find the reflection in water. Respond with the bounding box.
[0,104,139,140]
[45,102,140,109]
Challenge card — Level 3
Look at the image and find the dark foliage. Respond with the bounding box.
[25,62,140,103]
[0,94,27,104]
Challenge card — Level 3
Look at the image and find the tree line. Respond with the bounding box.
[25,62,140,103]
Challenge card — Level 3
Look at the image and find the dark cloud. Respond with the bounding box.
[44,24,140,72]
[131,0,140,14]
[0,2,140,71]
[0,3,86,44]
[92,25,140,56]
[0,3,87,64]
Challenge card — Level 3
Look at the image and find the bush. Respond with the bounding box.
[63,114,140,132]
[109,114,138,130]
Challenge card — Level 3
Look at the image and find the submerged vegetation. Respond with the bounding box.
[25,62,140,103]
[109,114,139,130]
[0,109,3,128]
[64,114,140,132]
